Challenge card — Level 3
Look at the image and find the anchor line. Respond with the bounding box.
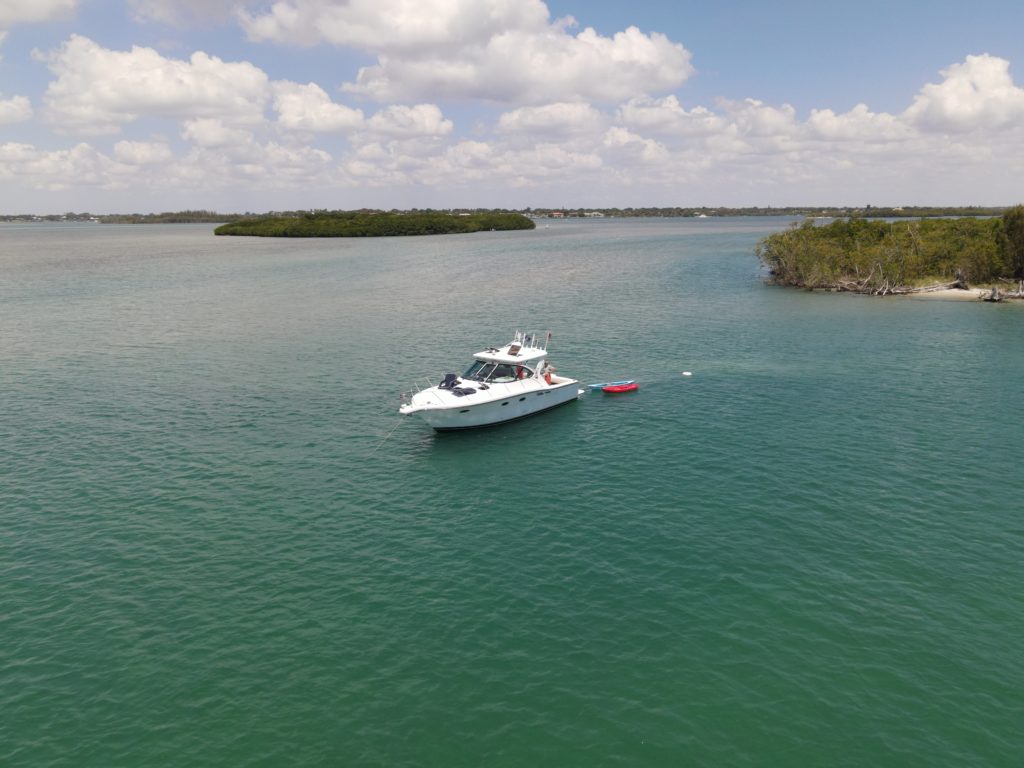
[370,416,405,456]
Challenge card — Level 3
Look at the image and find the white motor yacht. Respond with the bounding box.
[399,331,583,430]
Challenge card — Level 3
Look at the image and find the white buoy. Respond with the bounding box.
[682,371,692,376]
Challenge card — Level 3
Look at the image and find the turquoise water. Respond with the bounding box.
[2,220,1022,766]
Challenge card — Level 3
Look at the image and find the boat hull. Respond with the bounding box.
[404,379,582,430]
[588,379,635,390]
[602,383,638,393]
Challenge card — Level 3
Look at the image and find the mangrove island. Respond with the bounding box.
[756,206,1024,300]
[213,210,535,237]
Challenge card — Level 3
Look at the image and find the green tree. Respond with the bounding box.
[1000,205,1024,279]
[756,215,1008,290]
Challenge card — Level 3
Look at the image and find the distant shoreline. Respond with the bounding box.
[0,205,1014,224]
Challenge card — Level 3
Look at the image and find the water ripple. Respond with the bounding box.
[2,221,1022,765]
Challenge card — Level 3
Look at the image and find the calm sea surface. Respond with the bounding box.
[2,219,1022,766]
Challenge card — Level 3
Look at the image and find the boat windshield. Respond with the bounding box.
[463,361,533,383]
[463,361,492,381]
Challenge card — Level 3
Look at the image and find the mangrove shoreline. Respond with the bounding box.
[213,211,535,237]
[756,207,1024,301]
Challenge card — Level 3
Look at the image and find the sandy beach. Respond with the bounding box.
[908,288,989,300]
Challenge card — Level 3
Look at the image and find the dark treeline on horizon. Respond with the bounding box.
[0,205,1016,224]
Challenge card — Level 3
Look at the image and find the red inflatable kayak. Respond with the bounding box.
[602,382,638,393]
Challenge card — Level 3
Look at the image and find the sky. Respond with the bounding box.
[1,0,1024,213]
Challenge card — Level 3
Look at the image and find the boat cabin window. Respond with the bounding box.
[463,361,492,381]
[487,364,509,382]
[463,361,533,382]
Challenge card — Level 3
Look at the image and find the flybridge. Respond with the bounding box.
[473,330,551,364]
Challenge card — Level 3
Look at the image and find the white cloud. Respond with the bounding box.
[808,103,913,142]
[36,35,270,134]
[114,140,173,165]
[496,102,604,138]
[166,138,333,192]
[0,137,334,197]
[0,0,76,26]
[273,81,364,132]
[506,143,603,177]
[442,140,494,169]
[408,140,602,188]
[181,118,256,148]
[240,0,692,104]
[0,142,36,171]
[479,142,600,183]
[0,141,112,190]
[8,37,1024,210]
[349,24,692,104]
[240,0,550,51]
[904,53,1024,132]
[602,126,669,166]
[341,142,415,186]
[256,142,333,179]
[339,116,461,186]
[617,95,723,136]
[0,94,32,124]
[337,132,607,190]
[719,98,799,138]
[365,104,453,138]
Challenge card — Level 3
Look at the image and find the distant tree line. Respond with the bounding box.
[214,210,535,237]
[99,210,243,224]
[0,212,100,223]
[2,206,1013,223]
[756,206,1024,293]
[523,205,1009,219]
